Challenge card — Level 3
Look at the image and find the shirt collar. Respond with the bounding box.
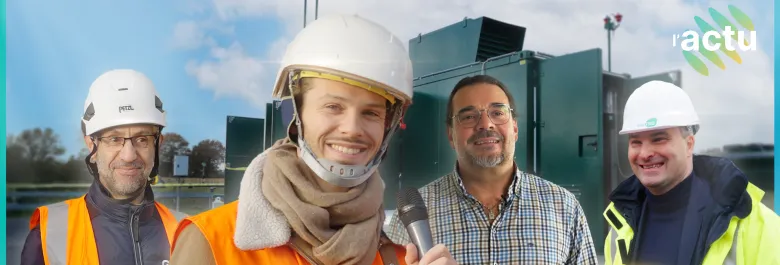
[451,161,523,202]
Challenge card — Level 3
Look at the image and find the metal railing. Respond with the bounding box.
[6,183,226,212]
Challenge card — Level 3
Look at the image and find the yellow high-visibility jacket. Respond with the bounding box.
[603,155,780,265]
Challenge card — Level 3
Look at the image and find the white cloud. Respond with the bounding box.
[212,0,278,20]
[169,18,235,50]
[171,20,210,49]
[175,0,211,15]
[184,42,273,107]
[176,0,773,150]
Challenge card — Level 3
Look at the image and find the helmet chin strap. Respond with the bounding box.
[297,136,378,188]
[84,141,100,180]
[83,132,161,204]
[289,102,378,187]
[284,70,405,189]
[290,101,403,188]
[85,147,145,204]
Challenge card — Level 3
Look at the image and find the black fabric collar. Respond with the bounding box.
[85,178,157,223]
[609,155,752,219]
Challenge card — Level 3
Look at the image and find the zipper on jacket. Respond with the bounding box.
[130,208,144,265]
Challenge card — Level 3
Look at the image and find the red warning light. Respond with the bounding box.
[615,13,623,23]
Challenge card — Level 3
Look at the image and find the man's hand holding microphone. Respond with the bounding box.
[397,187,458,265]
[403,243,456,265]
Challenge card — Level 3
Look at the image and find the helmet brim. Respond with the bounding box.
[619,124,696,135]
[273,65,412,106]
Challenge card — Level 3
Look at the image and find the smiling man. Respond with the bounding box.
[385,74,598,264]
[603,80,780,265]
[169,14,457,265]
[20,69,186,265]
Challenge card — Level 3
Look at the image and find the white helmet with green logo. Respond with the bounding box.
[620,80,699,135]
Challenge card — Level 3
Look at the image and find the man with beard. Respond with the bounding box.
[386,75,598,264]
[169,14,457,265]
[20,69,186,265]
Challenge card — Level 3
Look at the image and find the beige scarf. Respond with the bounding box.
[261,142,385,265]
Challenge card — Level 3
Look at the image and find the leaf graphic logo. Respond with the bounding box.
[645,118,657,128]
[674,5,757,76]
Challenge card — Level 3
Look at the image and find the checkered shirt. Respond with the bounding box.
[385,166,598,265]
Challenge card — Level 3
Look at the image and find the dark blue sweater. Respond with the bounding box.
[634,175,694,265]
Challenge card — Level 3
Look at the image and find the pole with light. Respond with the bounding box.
[603,13,622,72]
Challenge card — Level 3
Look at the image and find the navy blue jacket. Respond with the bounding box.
[607,155,756,265]
[20,180,175,265]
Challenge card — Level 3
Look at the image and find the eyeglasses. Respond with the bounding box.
[452,105,514,128]
[96,134,158,149]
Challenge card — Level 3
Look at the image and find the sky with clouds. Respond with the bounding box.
[6,0,774,158]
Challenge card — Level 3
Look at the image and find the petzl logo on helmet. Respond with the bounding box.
[671,5,757,76]
[119,105,135,113]
[645,118,657,127]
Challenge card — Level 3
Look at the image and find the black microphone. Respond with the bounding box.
[396,187,434,258]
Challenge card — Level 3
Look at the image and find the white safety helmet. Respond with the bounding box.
[81,69,166,181]
[620,80,699,135]
[272,14,413,188]
[82,69,166,136]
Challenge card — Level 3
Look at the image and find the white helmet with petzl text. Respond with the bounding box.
[272,14,413,188]
[82,69,166,136]
[620,80,699,135]
[81,69,166,180]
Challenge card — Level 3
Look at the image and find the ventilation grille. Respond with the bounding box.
[476,18,526,61]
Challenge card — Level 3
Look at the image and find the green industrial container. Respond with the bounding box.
[409,17,526,77]
[224,116,266,203]
[224,101,293,204]
[264,100,292,148]
[721,144,774,191]
[264,103,276,149]
[223,15,685,255]
[382,16,684,254]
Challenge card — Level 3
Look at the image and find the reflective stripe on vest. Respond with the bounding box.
[30,196,184,265]
[603,204,740,265]
[602,204,634,265]
[41,201,70,265]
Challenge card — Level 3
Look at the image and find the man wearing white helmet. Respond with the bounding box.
[169,14,457,265]
[602,80,780,265]
[20,69,187,265]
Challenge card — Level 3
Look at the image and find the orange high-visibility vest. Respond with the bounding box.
[29,195,183,265]
[172,201,406,265]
